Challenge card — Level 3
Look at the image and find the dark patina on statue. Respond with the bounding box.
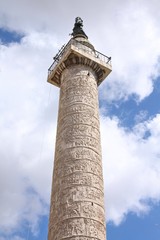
[72,17,88,39]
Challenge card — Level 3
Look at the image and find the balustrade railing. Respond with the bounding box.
[48,39,111,76]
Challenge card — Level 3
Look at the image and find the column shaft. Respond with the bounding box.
[48,65,106,240]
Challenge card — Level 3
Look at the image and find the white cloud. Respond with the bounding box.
[0,0,160,100]
[99,1,160,101]
[134,110,148,123]
[101,114,160,225]
[0,0,160,237]
[0,33,59,235]
[1,30,160,233]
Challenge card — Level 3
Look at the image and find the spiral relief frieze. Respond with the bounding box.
[48,65,106,240]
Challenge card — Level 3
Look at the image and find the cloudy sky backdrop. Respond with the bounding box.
[0,0,160,239]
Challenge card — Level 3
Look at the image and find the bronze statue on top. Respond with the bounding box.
[72,17,88,39]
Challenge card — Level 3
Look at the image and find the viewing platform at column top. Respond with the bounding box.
[47,17,112,87]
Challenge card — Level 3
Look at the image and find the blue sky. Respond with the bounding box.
[0,28,23,45]
[0,0,160,240]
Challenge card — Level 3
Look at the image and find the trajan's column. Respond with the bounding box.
[47,17,112,240]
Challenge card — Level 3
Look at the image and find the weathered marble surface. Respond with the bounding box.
[48,65,106,240]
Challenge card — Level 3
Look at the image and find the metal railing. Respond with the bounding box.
[48,39,111,75]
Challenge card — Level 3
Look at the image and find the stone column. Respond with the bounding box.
[48,65,106,240]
